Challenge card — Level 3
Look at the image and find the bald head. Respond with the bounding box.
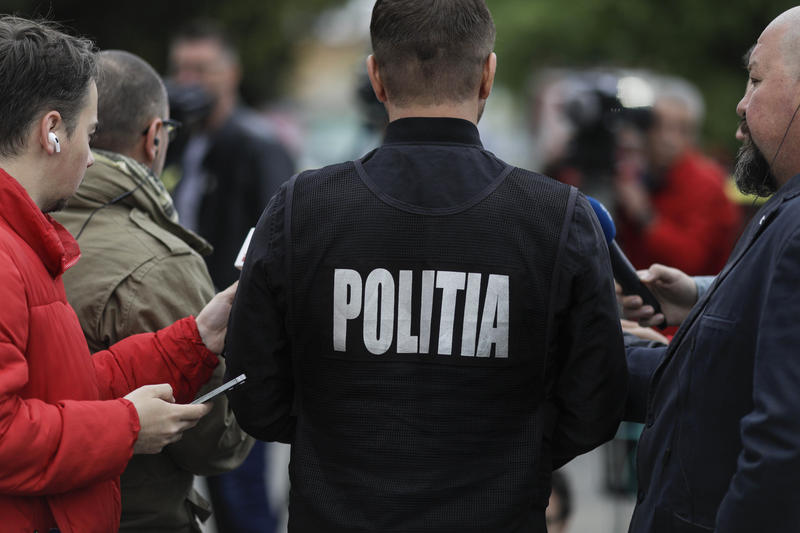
[761,7,800,78]
[735,6,800,191]
[92,50,167,154]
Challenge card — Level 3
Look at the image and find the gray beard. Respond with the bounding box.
[734,135,778,197]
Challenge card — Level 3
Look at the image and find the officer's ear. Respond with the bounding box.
[366,55,388,104]
[479,52,497,101]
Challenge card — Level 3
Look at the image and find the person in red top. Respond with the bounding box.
[0,17,235,533]
[616,77,741,276]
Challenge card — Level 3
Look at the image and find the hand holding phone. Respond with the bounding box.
[191,374,246,404]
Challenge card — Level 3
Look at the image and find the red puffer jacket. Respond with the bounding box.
[0,168,218,533]
[617,150,741,276]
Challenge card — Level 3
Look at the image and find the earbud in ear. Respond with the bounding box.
[48,132,60,153]
[153,137,160,146]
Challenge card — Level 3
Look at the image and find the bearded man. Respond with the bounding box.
[623,7,800,532]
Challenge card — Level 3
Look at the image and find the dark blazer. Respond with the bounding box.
[626,173,800,533]
[179,108,295,289]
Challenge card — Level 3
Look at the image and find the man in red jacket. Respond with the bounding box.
[615,77,741,276]
[0,16,234,533]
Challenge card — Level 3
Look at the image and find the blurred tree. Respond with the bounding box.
[1,0,347,105]
[490,0,796,152]
[1,0,795,152]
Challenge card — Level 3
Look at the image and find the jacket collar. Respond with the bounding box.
[75,150,178,220]
[0,167,80,276]
[67,150,212,255]
[383,117,483,147]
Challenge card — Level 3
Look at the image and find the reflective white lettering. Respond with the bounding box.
[396,270,418,353]
[436,271,466,355]
[332,268,510,358]
[363,269,395,355]
[477,274,509,358]
[460,272,482,356]
[419,270,435,354]
[333,269,362,351]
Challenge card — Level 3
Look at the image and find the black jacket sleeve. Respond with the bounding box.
[548,194,628,469]
[223,184,296,443]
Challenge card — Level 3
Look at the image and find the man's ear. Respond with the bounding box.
[142,118,163,164]
[39,111,63,155]
[367,55,388,104]
[479,52,497,101]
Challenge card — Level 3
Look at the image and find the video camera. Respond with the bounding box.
[559,71,653,180]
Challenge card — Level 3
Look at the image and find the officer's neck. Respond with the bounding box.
[384,99,485,126]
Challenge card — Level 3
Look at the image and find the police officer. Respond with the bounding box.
[224,1,627,531]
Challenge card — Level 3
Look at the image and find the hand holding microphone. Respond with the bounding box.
[620,263,699,328]
[587,197,667,329]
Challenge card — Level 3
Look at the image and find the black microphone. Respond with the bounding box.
[587,197,666,329]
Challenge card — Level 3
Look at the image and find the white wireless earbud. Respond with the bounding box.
[48,132,60,153]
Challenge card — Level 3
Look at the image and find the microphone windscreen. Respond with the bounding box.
[587,196,616,244]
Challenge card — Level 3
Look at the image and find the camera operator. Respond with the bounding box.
[614,77,741,276]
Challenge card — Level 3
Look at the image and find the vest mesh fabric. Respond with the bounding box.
[285,161,573,532]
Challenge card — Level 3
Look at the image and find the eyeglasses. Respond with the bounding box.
[141,118,182,142]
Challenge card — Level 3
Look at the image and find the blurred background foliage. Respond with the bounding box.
[0,0,797,154]
[0,0,346,103]
[491,0,795,154]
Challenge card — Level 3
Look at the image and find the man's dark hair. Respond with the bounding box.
[170,19,239,65]
[92,50,167,153]
[370,0,496,106]
[0,16,97,158]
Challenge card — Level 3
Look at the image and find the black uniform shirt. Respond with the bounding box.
[224,117,627,529]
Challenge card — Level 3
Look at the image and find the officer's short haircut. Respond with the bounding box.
[92,50,167,154]
[370,0,496,106]
[0,16,97,158]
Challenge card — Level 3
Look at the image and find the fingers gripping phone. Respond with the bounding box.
[191,374,246,404]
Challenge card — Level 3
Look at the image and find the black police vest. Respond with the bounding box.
[284,158,575,532]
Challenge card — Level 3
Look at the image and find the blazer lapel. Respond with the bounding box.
[661,193,783,361]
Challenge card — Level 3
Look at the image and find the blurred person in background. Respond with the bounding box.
[532,70,629,208]
[167,19,295,289]
[615,77,741,276]
[0,16,235,532]
[167,19,295,533]
[53,50,253,533]
[620,49,758,332]
[529,69,654,211]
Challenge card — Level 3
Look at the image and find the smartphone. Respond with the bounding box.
[191,373,246,404]
[234,228,255,270]
[609,241,667,329]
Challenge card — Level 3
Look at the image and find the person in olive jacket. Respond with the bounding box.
[54,50,253,533]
